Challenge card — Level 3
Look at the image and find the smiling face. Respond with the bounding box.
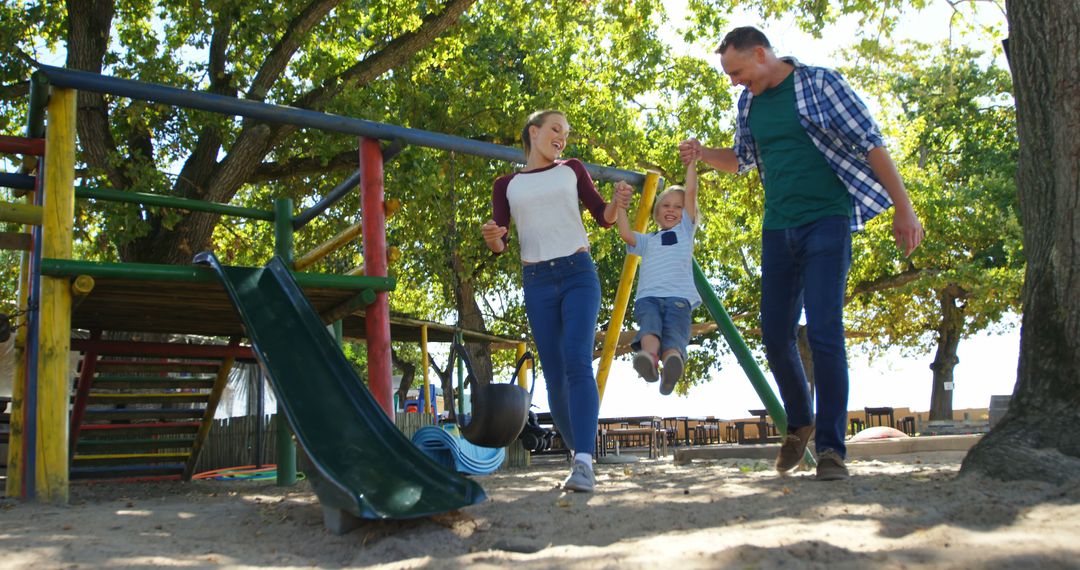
[527,113,570,164]
[653,189,685,230]
[720,45,771,96]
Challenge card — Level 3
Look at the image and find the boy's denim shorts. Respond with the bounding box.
[631,296,692,360]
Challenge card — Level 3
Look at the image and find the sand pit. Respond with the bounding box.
[2,450,1079,569]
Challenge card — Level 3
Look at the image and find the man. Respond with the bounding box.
[680,26,924,480]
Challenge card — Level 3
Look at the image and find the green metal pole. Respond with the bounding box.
[273,198,298,486]
[75,187,275,220]
[38,258,393,290]
[693,259,815,467]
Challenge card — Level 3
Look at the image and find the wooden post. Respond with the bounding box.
[359,138,393,419]
[516,342,528,389]
[421,325,433,415]
[5,198,32,498]
[37,87,76,503]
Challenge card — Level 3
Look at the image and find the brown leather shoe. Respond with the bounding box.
[815,449,850,481]
[775,425,814,473]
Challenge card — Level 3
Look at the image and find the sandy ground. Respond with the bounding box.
[2,450,1079,569]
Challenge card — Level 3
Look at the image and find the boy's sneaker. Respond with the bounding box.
[815,449,850,481]
[632,351,659,383]
[563,460,595,492]
[659,353,683,395]
[775,425,814,473]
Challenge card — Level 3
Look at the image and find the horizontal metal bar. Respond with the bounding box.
[0,135,46,156]
[71,338,255,359]
[0,231,33,251]
[37,65,646,186]
[39,257,396,291]
[293,170,361,229]
[0,172,37,191]
[75,187,276,221]
[0,201,42,224]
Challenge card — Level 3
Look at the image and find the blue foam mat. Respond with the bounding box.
[411,425,505,475]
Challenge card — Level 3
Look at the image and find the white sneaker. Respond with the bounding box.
[633,351,659,383]
[563,460,595,492]
[660,353,683,395]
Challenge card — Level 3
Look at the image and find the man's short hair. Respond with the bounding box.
[716,26,772,54]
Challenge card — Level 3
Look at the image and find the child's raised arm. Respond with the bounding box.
[684,159,699,224]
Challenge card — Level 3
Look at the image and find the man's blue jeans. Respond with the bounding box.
[522,251,600,455]
[760,216,852,457]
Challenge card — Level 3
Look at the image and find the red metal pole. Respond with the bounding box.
[0,135,46,156]
[359,137,394,420]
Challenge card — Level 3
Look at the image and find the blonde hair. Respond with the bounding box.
[520,110,565,158]
[652,186,686,224]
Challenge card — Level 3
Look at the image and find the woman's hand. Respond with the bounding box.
[481,219,507,253]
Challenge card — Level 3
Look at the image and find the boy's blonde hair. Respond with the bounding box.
[652,185,686,225]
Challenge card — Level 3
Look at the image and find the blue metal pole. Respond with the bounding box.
[0,173,36,191]
[35,65,645,186]
[292,170,361,230]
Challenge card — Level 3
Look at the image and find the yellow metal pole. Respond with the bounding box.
[5,209,31,498]
[421,325,433,415]
[37,87,76,503]
[293,222,362,271]
[516,342,528,389]
[596,171,662,403]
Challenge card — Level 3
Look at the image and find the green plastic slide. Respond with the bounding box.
[196,253,486,533]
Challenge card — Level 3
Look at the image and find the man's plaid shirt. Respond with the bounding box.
[732,57,893,231]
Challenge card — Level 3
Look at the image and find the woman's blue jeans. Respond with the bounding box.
[760,216,852,457]
[522,251,600,455]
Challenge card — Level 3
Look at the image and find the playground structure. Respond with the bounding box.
[0,65,802,526]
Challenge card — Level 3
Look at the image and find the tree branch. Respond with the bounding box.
[847,267,940,303]
[250,149,360,183]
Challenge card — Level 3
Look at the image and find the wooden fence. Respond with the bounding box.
[192,412,528,475]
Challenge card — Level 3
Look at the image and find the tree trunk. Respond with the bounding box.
[929,284,965,421]
[70,0,477,265]
[961,0,1080,484]
[391,348,416,411]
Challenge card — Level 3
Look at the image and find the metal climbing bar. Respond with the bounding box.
[35,65,646,186]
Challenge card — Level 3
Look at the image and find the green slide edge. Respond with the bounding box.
[198,252,487,519]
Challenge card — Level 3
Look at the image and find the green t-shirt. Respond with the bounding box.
[749,71,852,230]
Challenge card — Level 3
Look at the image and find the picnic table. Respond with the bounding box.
[598,416,665,458]
[734,409,781,445]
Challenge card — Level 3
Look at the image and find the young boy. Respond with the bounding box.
[614,160,701,395]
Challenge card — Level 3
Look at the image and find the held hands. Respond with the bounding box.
[678,138,702,166]
[613,181,634,209]
[481,219,507,253]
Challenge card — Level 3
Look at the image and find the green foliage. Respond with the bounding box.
[0,0,1017,396]
[842,42,1021,358]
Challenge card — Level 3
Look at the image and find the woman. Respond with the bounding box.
[481,110,631,492]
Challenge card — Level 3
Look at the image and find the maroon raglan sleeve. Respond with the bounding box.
[491,174,513,254]
[566,159,612,228]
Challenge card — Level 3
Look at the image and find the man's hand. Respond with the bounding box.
[613,181,633,209]
[678,138,702,166]
[893,209,925,258]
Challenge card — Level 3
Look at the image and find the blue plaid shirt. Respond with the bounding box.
[733,57,892,231]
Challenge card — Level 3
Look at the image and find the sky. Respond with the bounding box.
[546,1,1018,421]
